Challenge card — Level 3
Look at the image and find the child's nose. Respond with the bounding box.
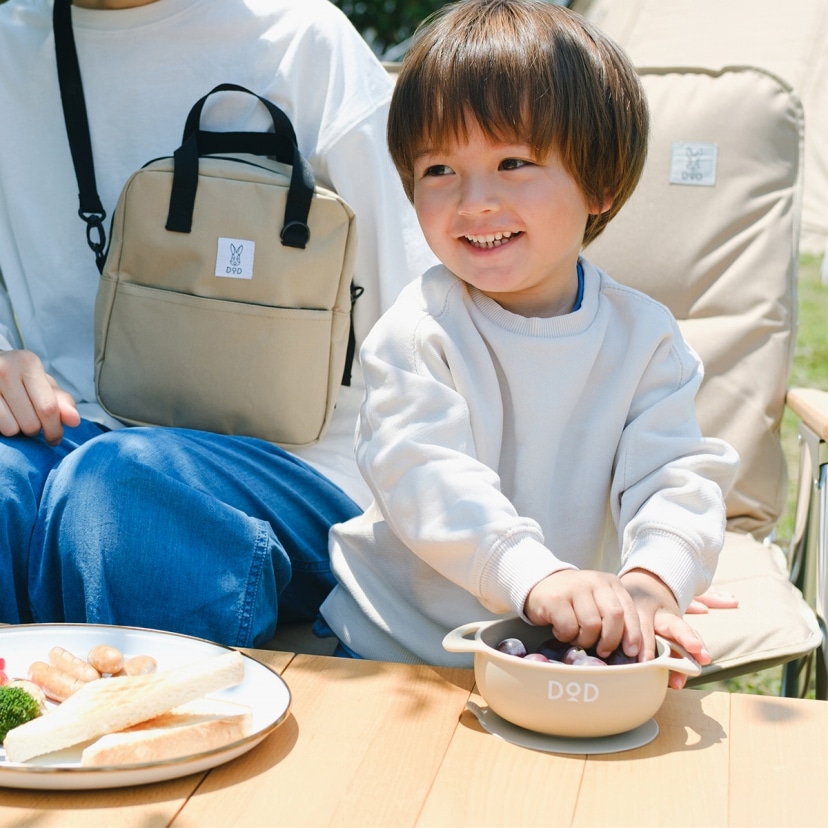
[457,175,499,215]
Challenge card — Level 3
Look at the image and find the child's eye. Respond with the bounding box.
[499,158,530,171]
[423,164,453,177]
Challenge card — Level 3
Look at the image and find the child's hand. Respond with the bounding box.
[524,569,642,660]
[685,589,739,613]
[620,568,711,690]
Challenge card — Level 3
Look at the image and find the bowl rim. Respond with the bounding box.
[444,616,700,676]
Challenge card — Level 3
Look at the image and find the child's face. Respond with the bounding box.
[412,121,603,317]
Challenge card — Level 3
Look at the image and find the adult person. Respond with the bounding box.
[0,0,435,646]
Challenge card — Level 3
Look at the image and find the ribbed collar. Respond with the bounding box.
[466,257,600,338]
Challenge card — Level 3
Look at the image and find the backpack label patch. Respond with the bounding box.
[215,238,255,279]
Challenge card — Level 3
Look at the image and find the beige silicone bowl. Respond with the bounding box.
[443,616,701,738]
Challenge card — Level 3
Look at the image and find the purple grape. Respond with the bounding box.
[523,652,550,662]
[563,647,607,666]
[535,636,569,662]
[496,637,527,658]
[563,646,588,665]
[581,655,608,666]
[605,648,637,666]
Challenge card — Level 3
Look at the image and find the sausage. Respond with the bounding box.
[32,645,157,701]
[116,655,158,677]
[29,660,87,702]
[87,644,125,675]
[48,646,101,683]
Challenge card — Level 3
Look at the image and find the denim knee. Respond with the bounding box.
[0,421,107,624]
[28,426,355,647]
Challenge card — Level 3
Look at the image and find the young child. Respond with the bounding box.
[317,0,738,687]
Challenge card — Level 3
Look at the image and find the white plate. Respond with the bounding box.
[466,702,659,755]
[0,623,290,790]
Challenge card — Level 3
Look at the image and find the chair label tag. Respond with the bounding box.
[215,237,255,279]
[669,142,718,187]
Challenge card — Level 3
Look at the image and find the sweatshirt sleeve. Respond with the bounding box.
[611,315,739,610]
[355,291,574,617]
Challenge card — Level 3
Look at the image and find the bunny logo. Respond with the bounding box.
[669,141,717,187]
[684,146,703,176]
[215,237,255,279]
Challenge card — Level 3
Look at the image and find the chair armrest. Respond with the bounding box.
[787,388,828,440]
[785,387,828,697]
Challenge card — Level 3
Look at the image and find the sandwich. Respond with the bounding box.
[4,650,245,764]
[80,697,253,766]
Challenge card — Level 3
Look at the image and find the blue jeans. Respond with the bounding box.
[312,615,363,659]
[2,421,360,647]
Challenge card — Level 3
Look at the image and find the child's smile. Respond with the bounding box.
[413,122,605,318]
[463,230,519,249]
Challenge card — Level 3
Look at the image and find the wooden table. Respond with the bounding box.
[0,649,826,828]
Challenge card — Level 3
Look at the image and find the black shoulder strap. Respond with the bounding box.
[53,0,108,274]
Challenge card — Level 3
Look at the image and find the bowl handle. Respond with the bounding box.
[660,640,703,677]
[442,621,490,654]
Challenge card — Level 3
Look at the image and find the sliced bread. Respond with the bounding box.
[81,698,253,766]
[4,650,244,763]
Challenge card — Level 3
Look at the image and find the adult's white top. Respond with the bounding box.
[0,0,435,504]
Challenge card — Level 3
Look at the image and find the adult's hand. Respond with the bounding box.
[0,349,80,445]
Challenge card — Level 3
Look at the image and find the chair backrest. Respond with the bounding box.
[570,0,828,257]
[582,66,804,539]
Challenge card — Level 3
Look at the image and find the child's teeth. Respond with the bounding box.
[467,231,514,247]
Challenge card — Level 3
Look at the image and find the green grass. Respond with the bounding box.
[777,253,828,545]
[697,253,828,697]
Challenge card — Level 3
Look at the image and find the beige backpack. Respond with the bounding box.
[91,85,358,448]
[56,0,357,448]
[56,0,359,447]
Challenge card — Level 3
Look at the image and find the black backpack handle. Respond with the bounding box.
[166,84,314,249]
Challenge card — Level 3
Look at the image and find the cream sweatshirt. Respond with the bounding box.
[321,260,739,666]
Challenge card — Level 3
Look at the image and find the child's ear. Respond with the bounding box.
[589,191,613,215]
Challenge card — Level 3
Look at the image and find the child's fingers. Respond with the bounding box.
[660,617,709,691]
[568,589,606,650]
[616,587,642,659]
[684,598,709,614]
[591,582,640,659]
[526,571,649,658]
[653,611,711,665]
[669,672,689,690]
[547,603,580,646]
[634,609,657,663]
[686,589,738,612]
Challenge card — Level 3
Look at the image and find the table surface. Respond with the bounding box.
[0,648,826,828]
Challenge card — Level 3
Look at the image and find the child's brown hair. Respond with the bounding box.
[387,0,649,246]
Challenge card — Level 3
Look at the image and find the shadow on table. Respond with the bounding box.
[457,687,728,758]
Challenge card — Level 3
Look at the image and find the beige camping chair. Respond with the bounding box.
[568,0,828,260]
[784,388,828,697]
[582,65,824,695]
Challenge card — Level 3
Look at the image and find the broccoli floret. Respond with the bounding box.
[0,685,43,743]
